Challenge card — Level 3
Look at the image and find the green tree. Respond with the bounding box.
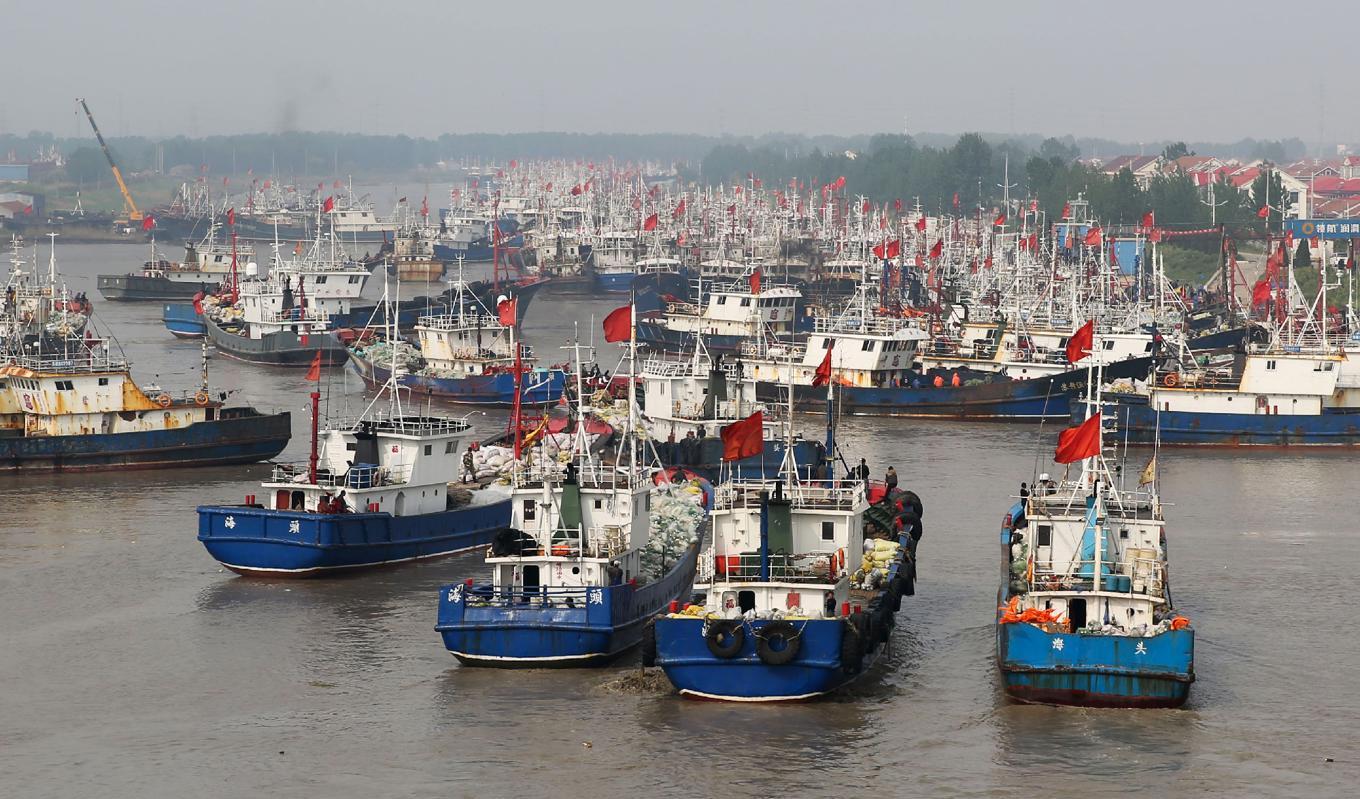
[1249,168,1290,232]
[1294,239,1312,271]
[65,147,108,184]
[1161,141,1192,161]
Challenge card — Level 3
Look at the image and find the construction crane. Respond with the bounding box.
[76,98,142,223]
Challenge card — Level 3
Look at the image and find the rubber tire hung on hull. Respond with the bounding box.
[755,620,801,665]
[841,614,865,674]
[705,619,745,659]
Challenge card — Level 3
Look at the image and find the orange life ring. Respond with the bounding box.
[194,391,211,406]
[157,393,173,408]
[1163,372,1179,388]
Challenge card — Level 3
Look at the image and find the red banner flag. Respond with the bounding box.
[1060,202,1072,219]
[749,268,761,295]
[672,198,686,219]
[812,340,835,387]
[1257,205,1270,219]
[952,192,960,210]
[421,196,429,218]
[862,200,871,214]
[1251,278,1272,306]
[323,196,335,213]
[1140,211,1155,229]
[141,215,156,231]
[1055,412,1102,464]
[226,208,235,226]
[603,305,632,343]
[720,411,764,462]
[497,298,517,327]
[1083,227,1103,246]
[872,239,901,260]
[894,198,903,211]
[643,213,658,231]
[993,212,1007,227]
[929,239,943,259]
[915,216,927,232]
[1065,320,1094,363]
[570,185,583,196]
[305,350,323,382]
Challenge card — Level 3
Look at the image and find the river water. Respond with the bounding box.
[1,241,1356,798]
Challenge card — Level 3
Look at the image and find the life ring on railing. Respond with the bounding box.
[156,393,173,408]
[1162,372,1180,388]
[194,391,211,406]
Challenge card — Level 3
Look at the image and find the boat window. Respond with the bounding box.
[737,590,756,613]
[1144,342,1153,352]
[717,296,727,305]
[1036,524,1052,547]
[1068,598,1087,629]
[821,338,833,349]
[446,442,455,453]
[523,499,536,520]
[1326,362,1335,371]
[98,377,109,386]
[739,298,751,307]
[861,340,876,351]
[1266,360,1277,370]
[424,444,432,456]
[1102,340,1115,350]
[349,276,361,284]
[821,521,835,541]
[594,499,603,509]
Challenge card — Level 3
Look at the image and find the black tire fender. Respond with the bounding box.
[755,620,801,666]
[705,619,745,659]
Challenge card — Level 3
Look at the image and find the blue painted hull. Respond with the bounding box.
[1105,394,1360,446]
[350,353,566,407]
[760,357,1155,420]
[654,532,915,701]
[0,408,290,473]
[163,302,206,338]
[435,541,701,666]
[652,438,822,482]
[997,621,1194,708]
[433,242,495,262]
[634,321,753,357]
[196,498,512,576]
[595,270,635,293]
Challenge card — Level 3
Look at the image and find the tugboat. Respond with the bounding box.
[0,326,289,473]
[435,326,708,666]
[995,363,1194,707]
[651,374,923,701]
[196,352,511,576]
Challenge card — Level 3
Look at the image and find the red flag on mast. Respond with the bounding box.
[497,298,517,327]
[1055,412,1102,463]
[642,213,658,231]
[749,268,761,295]
[720,411,764,461]
[812,341,835,387]
[322,196,335,213]
[305,350,322,382]
[1065,320,1095,363]
[602,305,632,342]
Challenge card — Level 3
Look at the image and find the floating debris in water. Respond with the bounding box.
[595,667,674,695]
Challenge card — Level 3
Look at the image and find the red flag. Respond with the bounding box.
[1054,413,1102,464]
[570,185,583,196]
[886,239,901,259]
[672,198,686,219]
[984,253,993,270]
[834,176,846,189]
[952,192,960,210]
[509,159,518,169]
[643,213,658,232]
[929,239,943,259]
[226,208,235,226]
[1060,202,1072,218]
[421,196,429,218]
[1026,232,1038,250]
[1140,211,1155,229]
[894,198,903,211]
[544,182,553,191]
[1257,205,1270,219]
[861,200,871,214]
[727,204,736,216]
[305,350,322,382]
[22,204,33,215]
[141,215,155,231]
[915,216,927,232]
[1149,228,1164,243]
[1065,320,1094,363]
[603,305,632,343]
[1251,278,1272,306]
[1083,227,1103,246]
[323,196,335,213]
[497,298,517,327]
[1284,230,1294,249]
[993,212,1007,227]
[720,411,764,461]
[749,268,761,295]
[812,341,835,387]
[263,180,271,189]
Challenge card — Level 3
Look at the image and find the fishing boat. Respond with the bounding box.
[3,235,93,349]
[650,380,922,701]
[434,333,708,666]
[96,220,256,301]
[0,328,289,473]
[640,344,821,481]
[196,358,511,576]
[995,365,1194,707]
[634,278,809,357]
[591,231,641,292]
[347,281,566,406]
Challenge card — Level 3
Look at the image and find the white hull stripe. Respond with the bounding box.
[219,543,488,574]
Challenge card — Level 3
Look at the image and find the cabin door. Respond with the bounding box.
[1068,598,1087,631]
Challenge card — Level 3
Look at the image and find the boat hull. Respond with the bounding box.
[197,498,512,576]
[594,270,635,293]
[1107,394,1360,446]
[0,408,290,473]
[654,531,915,701]
[163,302,205,338]
[350,354,566,407]
[997,621,1194,708]
[436,541,701,667]
[634,321,754,357]
[203,314,349,367]
[97,273,224,301]
[652,437,822,482]
[759,357,1155,420]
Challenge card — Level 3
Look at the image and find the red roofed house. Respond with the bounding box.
[1100,155,1163,188]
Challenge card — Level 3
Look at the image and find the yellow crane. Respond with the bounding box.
[76,98,142,223]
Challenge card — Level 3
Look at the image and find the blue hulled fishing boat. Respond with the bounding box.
[995,366,1194,707]
[196,361,510,576]
[435,327,708,666]
[651,373,923,701]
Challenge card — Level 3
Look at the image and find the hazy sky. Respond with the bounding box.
[4,0,1349,144]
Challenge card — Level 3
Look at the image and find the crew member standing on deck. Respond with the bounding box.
[885,465,898,490]
[461,442,478,483]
